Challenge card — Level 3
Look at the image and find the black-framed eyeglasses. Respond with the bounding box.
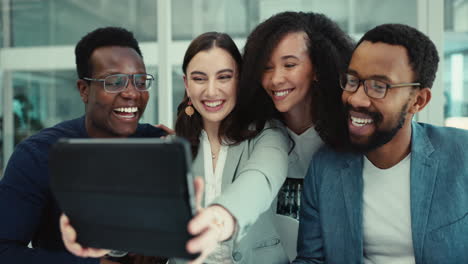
[83,73,155,93]
[340,73,420,99]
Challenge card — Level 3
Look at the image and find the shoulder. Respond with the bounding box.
[17,117,86,155]
[415,122,468,149]
[2,118,84,191]
[134,123,167,138]
[247,120,289,146]
[306,144,355,184]
[313,144,347,164]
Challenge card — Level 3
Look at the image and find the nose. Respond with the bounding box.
[271,68,286,87]
[346,83,371,108]
[206,79,219,97]
[120,78,139,99]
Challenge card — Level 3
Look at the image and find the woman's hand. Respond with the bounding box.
[60,214,110,258]
[186,177,237,264]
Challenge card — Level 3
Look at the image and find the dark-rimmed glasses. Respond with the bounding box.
[83,73,154,93]
[340,73,420,99]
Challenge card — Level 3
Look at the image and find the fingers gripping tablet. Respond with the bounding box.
[49,137,199,260]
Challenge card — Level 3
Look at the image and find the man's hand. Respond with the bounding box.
[60,214,110,258]
[185,177,237,264]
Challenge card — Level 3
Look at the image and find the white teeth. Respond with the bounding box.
[273,89,291,97]
[204,101,223,107]
[351,116,373,127]
[114,107,138,113]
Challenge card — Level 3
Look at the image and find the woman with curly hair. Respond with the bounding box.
[237,11,355,218]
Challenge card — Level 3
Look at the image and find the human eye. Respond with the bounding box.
[191,76,206,82]
[134,75,148,88]
[369,80,387,93]
[218,74,233,81]
[346,75,359,86]
[285,63,297,68]
[105,75,125,87]
[264,65,273,71]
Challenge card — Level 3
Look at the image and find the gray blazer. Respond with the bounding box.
[172,124,290,264]
[293,122,468,263]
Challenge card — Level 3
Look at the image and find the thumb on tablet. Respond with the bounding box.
[193,177,205,211]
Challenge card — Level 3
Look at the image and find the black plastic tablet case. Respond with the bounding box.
[49,137,198,260]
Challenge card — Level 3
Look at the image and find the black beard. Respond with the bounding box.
[345,103,408,153]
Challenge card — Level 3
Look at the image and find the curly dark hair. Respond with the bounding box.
[234,11,355,150]
[75,27,142,79]
[175,32,242,158]
[357,23,439,88]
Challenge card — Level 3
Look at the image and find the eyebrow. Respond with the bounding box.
[347,69,393,83]
[217,69,234,74]
[190,71,207,76]
[190,69,234,76]
[281,55,300,60]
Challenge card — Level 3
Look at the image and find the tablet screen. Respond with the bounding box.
[49,137,198,260]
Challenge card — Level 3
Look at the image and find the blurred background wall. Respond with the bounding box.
[0,0,467,177]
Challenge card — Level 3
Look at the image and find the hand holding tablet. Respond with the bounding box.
[52,137,237,262]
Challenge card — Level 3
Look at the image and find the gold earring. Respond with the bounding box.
[185,99,195,117]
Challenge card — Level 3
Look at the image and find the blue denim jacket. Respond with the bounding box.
[293,122,468,264]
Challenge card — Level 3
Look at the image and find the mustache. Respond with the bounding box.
[344,103,383,124]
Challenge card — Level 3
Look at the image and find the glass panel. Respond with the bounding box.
[353,0,417,33]
[172,0,352,40]
[12,0,157,47]
[0,2,3,48]
[12,71,82,144]
[142,66,159,125]
[172,65,185,126]
[172,0,249,40]
[444,0,468,129]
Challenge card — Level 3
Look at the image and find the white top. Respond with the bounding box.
[287,126,324,179]
[200,131,233,264]
[362,154,415,264]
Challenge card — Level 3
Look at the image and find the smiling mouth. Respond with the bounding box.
[113,107,138,118]
[350,116,374,127]
[272,88,294,99]
[203,100,223,107]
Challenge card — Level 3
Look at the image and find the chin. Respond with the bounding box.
[274,103,291,113]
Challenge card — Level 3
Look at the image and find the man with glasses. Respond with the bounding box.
[0,27,166,264]
[293,24,468,264]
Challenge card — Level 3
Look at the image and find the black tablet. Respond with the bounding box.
[49,137,198,260]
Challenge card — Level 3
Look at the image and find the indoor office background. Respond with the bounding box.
[0,0,467,177]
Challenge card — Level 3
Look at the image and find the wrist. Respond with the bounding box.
[210,205,236,241]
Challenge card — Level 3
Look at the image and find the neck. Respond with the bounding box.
[365,120,413,169]
[85,115,124,138]
[283,96,314,135]
[203,120,221,146]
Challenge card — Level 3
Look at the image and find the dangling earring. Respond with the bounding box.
[185,98,195,117]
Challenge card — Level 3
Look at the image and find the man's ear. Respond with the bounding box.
[77,79,89,104]
[183,75,190,97]
[409,87,431,114]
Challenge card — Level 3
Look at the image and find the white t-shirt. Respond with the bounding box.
[362,154,416,264]
[287,126,324,179]
[200,131,233,264]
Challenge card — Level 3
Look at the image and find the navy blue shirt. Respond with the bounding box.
[0,116,166,264]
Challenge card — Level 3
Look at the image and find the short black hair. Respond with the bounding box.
[75,27,143,79]
[357,23,439,88]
